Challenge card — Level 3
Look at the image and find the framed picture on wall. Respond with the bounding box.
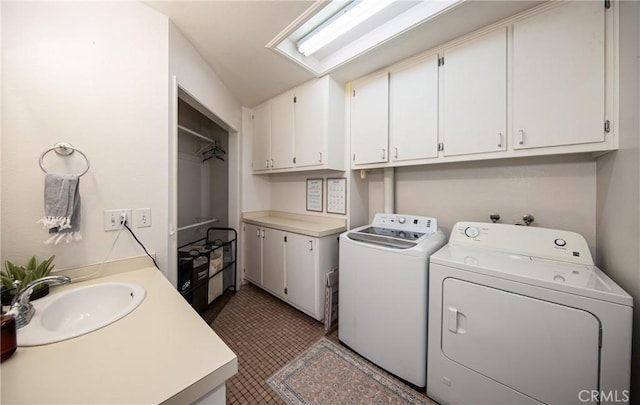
[306,178,323,212]
[327,178,347,215]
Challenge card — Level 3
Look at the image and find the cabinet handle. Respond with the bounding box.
[394,147,398,159]
[498,132,503,148]
[518,129,525,145]
[308,240,313,251]
[256,229,260,237]
[381,148,386,160]
[318,152,322,162]
[265,160,269,168]
[270,159,274,168]
[261,229,265,238]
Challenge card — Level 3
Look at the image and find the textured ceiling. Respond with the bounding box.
[145,1,316,108]
[145,1,544,108]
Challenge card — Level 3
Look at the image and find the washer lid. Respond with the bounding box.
[346,230,418,249]
[358,226,424,241]
[431,244,633,306]
[345,213,440,250]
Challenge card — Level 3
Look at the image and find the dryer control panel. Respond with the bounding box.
[371,213,438,234]
[450,222,593,265]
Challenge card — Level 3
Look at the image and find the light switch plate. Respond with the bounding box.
[134,208,152,228]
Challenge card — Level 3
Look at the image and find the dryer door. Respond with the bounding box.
[442,278,600,404]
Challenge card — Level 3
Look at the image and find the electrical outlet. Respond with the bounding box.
[134,208,152,228]
[103,209,131,231]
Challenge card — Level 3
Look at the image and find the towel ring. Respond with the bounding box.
[39,142,90,177]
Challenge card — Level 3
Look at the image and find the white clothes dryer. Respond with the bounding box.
[427,222,633,405]
[339,213,446,389]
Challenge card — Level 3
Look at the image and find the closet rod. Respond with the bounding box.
[178,125,213,143]
[177,219,218,232]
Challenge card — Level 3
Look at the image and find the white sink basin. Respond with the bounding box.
[17,282,146,346]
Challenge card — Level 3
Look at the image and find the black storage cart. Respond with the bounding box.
[177,227,237,312]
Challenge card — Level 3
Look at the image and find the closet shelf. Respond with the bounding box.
[177,219,218,232]
[178,125,214,143]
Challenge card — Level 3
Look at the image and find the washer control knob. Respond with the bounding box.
[398,216,406,224]
[554,275,566,283]
[554,238,567,247]
[464,226,480,238]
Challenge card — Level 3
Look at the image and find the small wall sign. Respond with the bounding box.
[327,178,346,215]
[306,178,323,212]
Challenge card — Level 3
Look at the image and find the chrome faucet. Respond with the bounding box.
[6,275,71,328]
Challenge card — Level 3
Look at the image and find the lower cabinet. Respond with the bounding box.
[263,227,287,300]
[243,223,339,320]
[244,224,263,285]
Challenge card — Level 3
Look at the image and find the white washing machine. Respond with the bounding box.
[427,222,633,405]
[339,213,446,389]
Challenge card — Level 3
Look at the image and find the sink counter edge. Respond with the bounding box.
[0,266,237,404]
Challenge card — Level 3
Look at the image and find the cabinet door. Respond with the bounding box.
[270,91,295,169]
[251,103,271,171]
[262,228,286,299]
[390,55,439,162]
[441,28,507,157]
[244,224,262,285]
[513,2,605,149]
[351,71,389,165]
[294,80,326,168]
[285,234,317,316]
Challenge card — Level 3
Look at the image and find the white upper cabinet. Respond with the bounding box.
[294,76,345,170]
[270,91,295,169]
[390,55,439,162]
[348,0,615,170]
[351,71,390,165]
[252,91,294,171]
[294,80,324,167]
[252,76,344,173]
[441,27,507,157]
[251,103,271,172]
[512,1,605,150]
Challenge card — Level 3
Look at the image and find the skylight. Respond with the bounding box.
[267,0,464,76]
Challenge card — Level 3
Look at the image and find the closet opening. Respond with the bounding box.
[172,85,238,316]
[177,97,229,243]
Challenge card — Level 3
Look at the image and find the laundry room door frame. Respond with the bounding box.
[168,76,241,291]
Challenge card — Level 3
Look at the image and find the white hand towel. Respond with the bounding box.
[37,173,82,244]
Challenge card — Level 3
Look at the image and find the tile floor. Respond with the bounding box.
[210,282,435,404]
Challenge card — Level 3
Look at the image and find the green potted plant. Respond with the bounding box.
[1,255,55,305]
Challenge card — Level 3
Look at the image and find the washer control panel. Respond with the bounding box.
[450,221,593,265]
[371,213,438,234]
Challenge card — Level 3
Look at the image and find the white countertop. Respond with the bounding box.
[243,211,347,237]
[0,266,237,404]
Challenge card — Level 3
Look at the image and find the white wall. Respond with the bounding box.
[269,171,349,219]
[168,23,241,132]
[368,155,597,249]
[596,0,640,397]
[1,2,169,272]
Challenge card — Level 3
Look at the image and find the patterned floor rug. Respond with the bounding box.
[268,338,429,404]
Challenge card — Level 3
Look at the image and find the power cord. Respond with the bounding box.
[122,222,160,270]
[74,218,126,282]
